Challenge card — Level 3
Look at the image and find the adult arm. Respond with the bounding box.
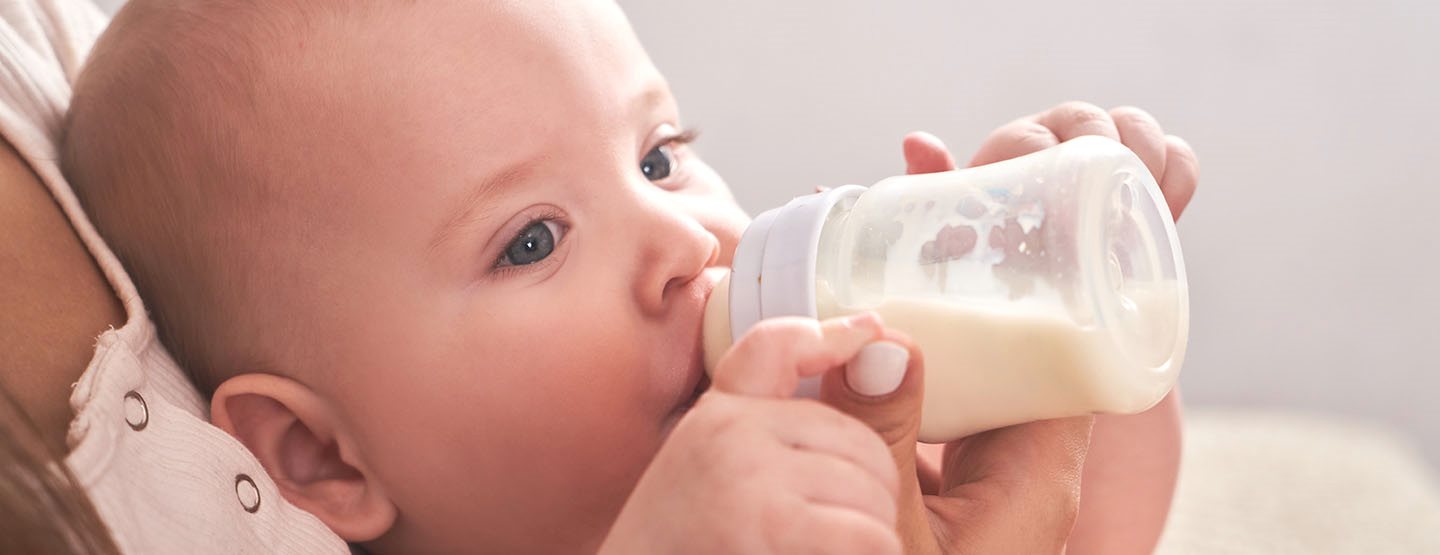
[0,136,124,455]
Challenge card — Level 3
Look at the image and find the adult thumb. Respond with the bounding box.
[817,328,927,475]
[820,334,931,551]
[819,334,924,456]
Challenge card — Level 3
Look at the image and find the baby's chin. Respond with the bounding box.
[650,358,709,439]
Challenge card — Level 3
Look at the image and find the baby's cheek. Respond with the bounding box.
[497,350,667,534]
[353,260,676,544]
[479,314,669,470]
[344,349,659,550]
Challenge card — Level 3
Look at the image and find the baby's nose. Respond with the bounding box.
[631,205,720,316]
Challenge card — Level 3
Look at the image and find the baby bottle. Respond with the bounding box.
[702,135,1189,443]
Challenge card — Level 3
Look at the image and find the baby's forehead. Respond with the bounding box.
[288,3,663,149]
[226,0,670,221]
[127,0,663,181]
[116,0,670,214]
[255,0,660,125]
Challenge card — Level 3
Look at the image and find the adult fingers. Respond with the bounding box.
[1035,101,1121,143]
[940,416,1094,493]
[1158,134,1198,220]
[929,416,1095,553]
[819,332,933,555]
[969,117,1060,167]
[903,131,958,175]
[819,336,924,471]
[1110,106,1168,181]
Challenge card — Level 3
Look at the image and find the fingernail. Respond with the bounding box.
[846,341,908,397]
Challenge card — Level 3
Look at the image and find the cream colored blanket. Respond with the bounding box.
[1159,409,1440,553]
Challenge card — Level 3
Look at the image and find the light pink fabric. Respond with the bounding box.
[0,1,346,552]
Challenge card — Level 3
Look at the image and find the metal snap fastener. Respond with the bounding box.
[235,474,261,513]
[123,391,148,431]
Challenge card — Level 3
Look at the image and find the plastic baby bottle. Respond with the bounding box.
[702,135,1189,443]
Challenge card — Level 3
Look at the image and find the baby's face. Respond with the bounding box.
[246,1,746,551]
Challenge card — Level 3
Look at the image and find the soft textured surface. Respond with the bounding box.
[1158,408,1440,553]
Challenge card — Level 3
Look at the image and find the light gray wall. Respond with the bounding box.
[90,0,1439,464]
[93,0,122,14]
[618,0,1440,465]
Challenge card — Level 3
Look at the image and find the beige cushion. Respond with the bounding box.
[1158,409,1440,553]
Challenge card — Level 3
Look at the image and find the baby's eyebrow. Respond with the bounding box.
[428,81,670,255]
[634,83,670,119]
[428,160,534,254]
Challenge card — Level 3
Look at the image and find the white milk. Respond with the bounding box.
[818,284,1182,442]
[702,274,1184,443]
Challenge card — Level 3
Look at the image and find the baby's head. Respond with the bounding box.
[64,0,747,551]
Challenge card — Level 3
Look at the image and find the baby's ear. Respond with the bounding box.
[211,374,396,542]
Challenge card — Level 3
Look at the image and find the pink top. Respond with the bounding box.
[0,1,345,552]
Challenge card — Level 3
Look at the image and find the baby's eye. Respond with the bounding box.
[640,144,675,182]
[499,220,563,267]
[640,126,698,186]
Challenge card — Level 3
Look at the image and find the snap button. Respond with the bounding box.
[123,391,148,431]
[235,474,261,513]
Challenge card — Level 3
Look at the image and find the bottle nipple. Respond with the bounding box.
[702,272,733,375]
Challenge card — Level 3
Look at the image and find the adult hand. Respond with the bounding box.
[949,101,1197,218]
[819,331,1095,553]
[884,100,1198,553]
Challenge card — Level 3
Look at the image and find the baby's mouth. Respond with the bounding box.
[673,267,725,415]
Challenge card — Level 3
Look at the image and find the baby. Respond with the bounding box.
[62,0,1197,553]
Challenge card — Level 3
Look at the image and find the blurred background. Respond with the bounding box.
[612,0,1440,467]
[89,0,1438,466]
